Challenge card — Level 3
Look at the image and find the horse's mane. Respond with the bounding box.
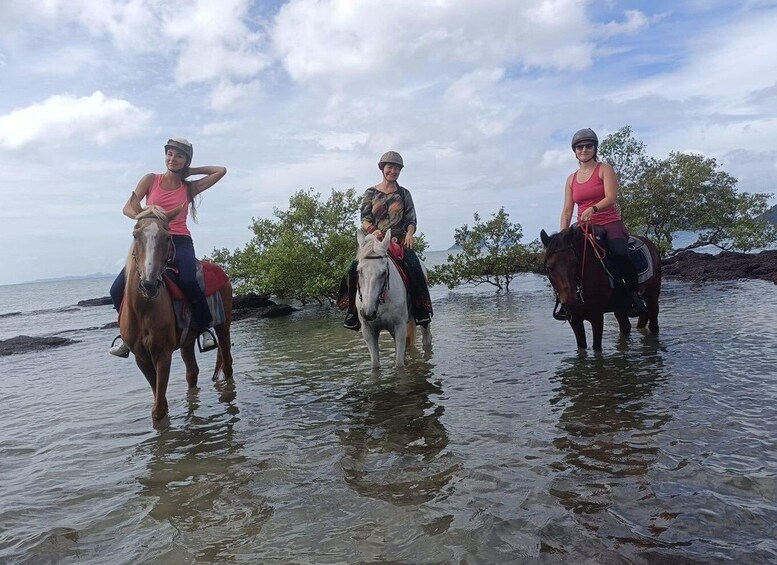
[356,234,386,260]
[135,205,170,223]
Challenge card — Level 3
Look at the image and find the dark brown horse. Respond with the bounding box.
[120,205,233,421]
[540,225,661,350]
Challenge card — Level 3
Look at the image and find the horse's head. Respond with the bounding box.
[541,227,583,308]
[355,228,392,321]
[131,205,183,299]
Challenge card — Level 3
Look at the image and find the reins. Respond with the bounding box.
[357,254,390,304]
[579,221,607,285]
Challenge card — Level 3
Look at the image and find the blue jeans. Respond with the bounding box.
[109,235,212,330]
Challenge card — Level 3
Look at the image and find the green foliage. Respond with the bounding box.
[209,188,361,304]
[599,126,777,256]
[209,188,432,304]
[430,208,541,292]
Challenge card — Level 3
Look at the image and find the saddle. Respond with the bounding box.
[164,260,229,300]
[591,226,655,285]
[163,260,230,331]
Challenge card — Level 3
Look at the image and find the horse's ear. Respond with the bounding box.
[540,229,549,247]
[357,229,366,247]
[167,204,186,222]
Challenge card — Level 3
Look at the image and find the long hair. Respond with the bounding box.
[178,166,200,223]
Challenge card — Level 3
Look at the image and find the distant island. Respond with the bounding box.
[25,273,115,284]
[762,203,777,224]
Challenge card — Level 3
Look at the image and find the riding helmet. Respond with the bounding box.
[165,137,194,165]
[378,150,404,170]
[570,128,598,149]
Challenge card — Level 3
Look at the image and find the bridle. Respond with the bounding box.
[132,220,175,299]
[545,223,608,307]
[357,254,390,304]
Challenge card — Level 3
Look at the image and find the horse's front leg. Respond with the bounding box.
[568,316,587,349]
[180,338,199,388]
[590,312,605,351]
[361,324,381,368]
[134,352,157,391]
[393,323,408,368]
[152,352,174,421]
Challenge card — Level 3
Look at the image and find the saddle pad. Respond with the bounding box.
[173,290,227,338]
[387,239,404,262]
[165,261,229,301]
[628,237,654,284]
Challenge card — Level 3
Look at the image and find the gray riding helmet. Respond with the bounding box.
[571,128,598,149]
[378,150,404,170]
[165,137,194,165]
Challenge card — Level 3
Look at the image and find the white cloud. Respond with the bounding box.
[166,0,270,86]
[612,10,777,110]
[0,92,151,149]
[271,0,595,85]
[598,9,652,38]
[209,79,262,111]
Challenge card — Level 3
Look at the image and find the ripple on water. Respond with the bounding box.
[2,278,777,562]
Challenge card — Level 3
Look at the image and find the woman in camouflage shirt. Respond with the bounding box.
[340,151,433,330]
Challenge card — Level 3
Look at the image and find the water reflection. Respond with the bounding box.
[337,363,459,505]
[135,391,272,563]
[549,341,672,517]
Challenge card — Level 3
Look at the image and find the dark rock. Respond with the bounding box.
[231,293,298,321]
[0,335,77,356]
[662,249,777,284]
[0,311,21,318]
[77,296,113,307]
[256,304,297,318]
[232,292,274,310]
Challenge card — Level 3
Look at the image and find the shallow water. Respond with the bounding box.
[1,272,776,563]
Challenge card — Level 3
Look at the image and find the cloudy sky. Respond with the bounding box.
[1,0,776,286]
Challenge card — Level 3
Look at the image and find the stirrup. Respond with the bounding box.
[343,312,361,331]
[198,329,218,353]
[109,335,130,358]
[414,314,431,328]
[553,303,569,321]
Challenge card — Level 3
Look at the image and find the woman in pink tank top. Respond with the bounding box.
[108,137,227,357]
[558,128,647,316]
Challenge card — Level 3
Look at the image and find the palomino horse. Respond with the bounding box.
[120,205,233,421]
[540,225,661,350]
[355,229,432,368]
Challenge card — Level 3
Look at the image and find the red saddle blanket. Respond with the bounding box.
[387,239,410,288]
[165,261,229,301]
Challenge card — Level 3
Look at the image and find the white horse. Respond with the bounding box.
[355,229,432,368]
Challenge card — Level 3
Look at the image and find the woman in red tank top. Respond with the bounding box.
[108,137,227,357]
[558,128,647,316]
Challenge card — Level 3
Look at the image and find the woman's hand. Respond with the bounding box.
[580,207,595,223]
[403,233,414,248]
[373,229,384,241]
